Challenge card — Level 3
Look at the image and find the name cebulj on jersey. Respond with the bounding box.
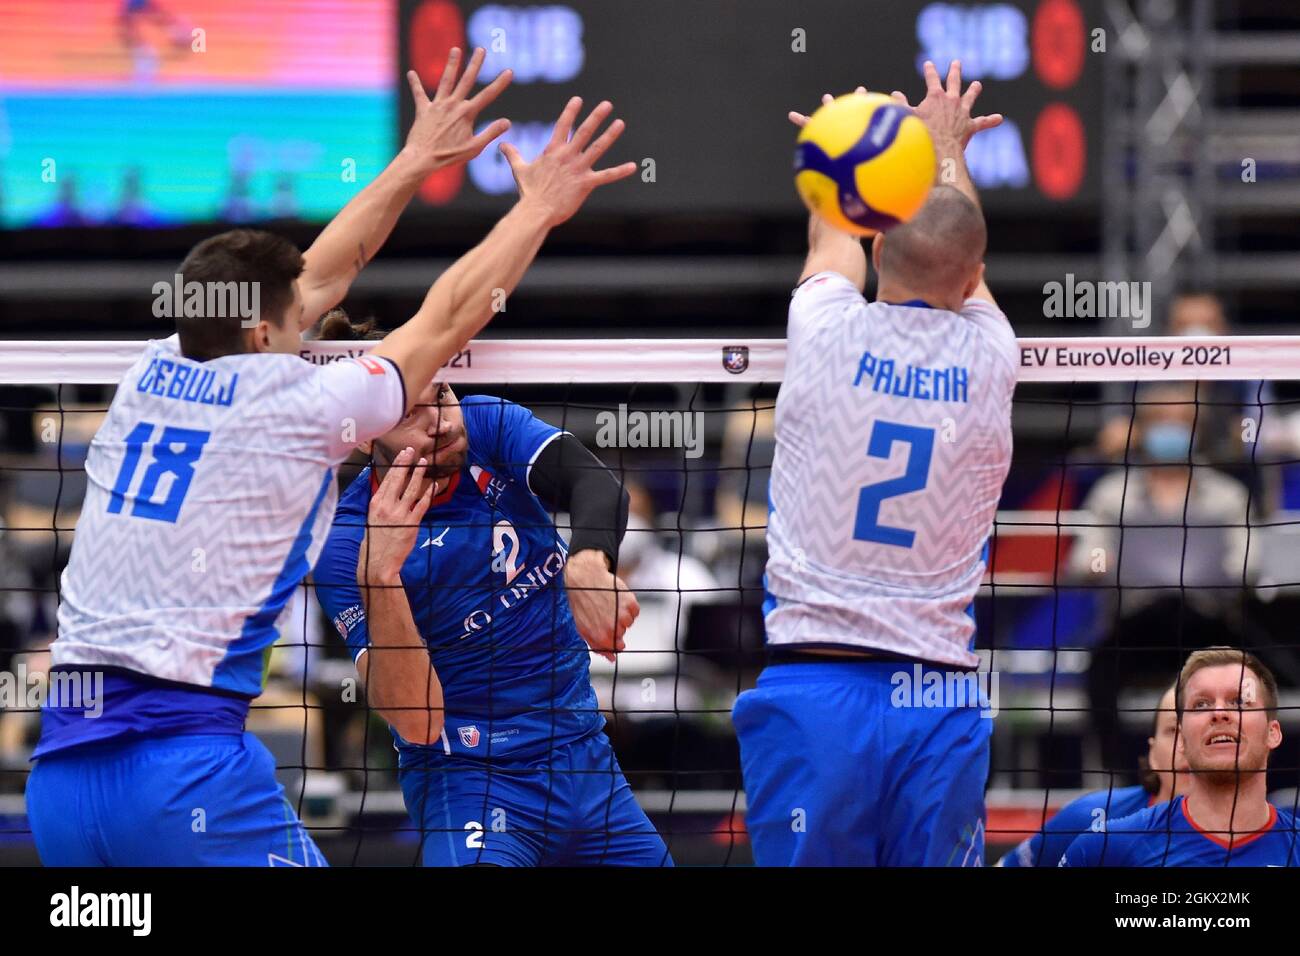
[852,350,970,403]
[135,356,239,407]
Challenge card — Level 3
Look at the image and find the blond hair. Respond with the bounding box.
[1176,647,1278,721]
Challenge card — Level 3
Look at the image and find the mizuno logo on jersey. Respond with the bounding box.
[852,351,969,404]
[420,528,450,549]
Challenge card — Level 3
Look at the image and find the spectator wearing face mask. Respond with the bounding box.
[1092,294,1268,500]
[1068,381,1261,774]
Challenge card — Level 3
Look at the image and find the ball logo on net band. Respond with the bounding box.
[722,345,749,374]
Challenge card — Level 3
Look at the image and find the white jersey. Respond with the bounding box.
[53,335,405,695]
[764,271,1017,667]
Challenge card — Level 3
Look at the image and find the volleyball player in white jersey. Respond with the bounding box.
[25,48,637,865]
[733,62,1016,866]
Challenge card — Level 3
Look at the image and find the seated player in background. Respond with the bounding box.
[997,683,1186,866]
[313,316,671,867]
[1062,648,1299,866]
[25,52,637,865]
[732,62,1015,866]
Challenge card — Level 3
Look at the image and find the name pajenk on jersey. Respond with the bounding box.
[853,350,970,403]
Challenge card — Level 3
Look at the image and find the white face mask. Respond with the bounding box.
[1179,324,1216,337]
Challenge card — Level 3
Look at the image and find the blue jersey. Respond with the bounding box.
[313,396,599,765]
[999,785,1153,867]
[1061,796,1300,867]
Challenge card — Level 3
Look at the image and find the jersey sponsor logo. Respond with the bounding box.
[356,357,387,376]
[458,725,481,748]
[420,527,450,549]
[453,549,568,640]
[722,345,749,374]
[333,603,365,638]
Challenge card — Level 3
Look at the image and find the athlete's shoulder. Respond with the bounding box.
[459,393,525,425]
[958,298,1018,369]
[1108,797,1176,835]
[333,469,373,522]
[788,271,865,336]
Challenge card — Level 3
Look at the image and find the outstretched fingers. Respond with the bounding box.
[433,47,462,100]
[923,59,944,96]
[581,115,624,164]
[468,65,513,114]
[945,58,963,96]
[548,96,584,150]
[570,100,613,152]
[589,161,637,187]
[451,47,487,101]
[468,117,512,153]
[406,69,431,107]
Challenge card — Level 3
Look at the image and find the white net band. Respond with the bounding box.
[1,335,1296,384]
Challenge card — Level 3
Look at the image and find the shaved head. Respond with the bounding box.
[876,185,987,303]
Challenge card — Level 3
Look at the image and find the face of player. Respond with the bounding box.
[1147,688,1189,778]
[374,382,468,482]
[1179,664,1282,778]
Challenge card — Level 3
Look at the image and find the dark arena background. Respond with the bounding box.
[1,0,1299,901]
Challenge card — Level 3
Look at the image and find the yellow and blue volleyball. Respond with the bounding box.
[795,93,936,237]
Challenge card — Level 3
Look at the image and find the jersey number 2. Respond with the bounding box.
[853,420,934,549]
[107,422,211,523]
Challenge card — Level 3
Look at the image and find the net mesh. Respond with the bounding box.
[1,336,1298,865]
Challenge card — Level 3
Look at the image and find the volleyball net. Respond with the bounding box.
[1,334,1299,865]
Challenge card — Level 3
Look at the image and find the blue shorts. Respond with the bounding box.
[398,732,672,867]
[26,732,326,867]
[732,661,990,866]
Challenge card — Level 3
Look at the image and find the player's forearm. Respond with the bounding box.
[801,213,868,289]
[359,574,445,745]
[298,147,430,329]
[932,136,983,213]
[373,200,552,404]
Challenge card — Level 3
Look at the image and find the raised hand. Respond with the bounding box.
[500,97,637,227]
[890,60,1002,150]
[788,86,866,128]
[357,447,433,586]
[404,47,513,173]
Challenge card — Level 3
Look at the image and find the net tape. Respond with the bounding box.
[0,335,1295,384]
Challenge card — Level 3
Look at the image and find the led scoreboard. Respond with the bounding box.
[400,0,1099,215]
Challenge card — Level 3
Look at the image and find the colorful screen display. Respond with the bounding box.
[0,0,395,228]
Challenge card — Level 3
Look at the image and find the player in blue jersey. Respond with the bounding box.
[313,324,671,865]
[25,48,638,866]
[998,684,1187,866]
[734,63,1012,866]
[1063,648,1300,866]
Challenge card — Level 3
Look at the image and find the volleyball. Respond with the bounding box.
[794,92,937,237]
